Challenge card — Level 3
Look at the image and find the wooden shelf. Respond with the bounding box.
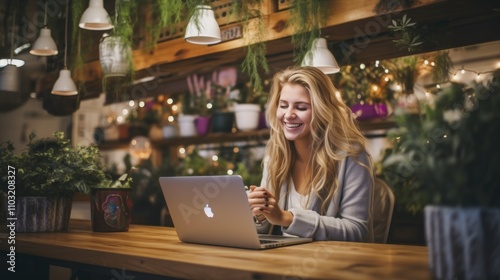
[97,118,396,151]
[152,129,270,148]
[357,118,397,131]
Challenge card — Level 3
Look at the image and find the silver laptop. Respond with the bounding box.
[159,175,312,249]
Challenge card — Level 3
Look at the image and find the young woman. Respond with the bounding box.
[247,66,374,242]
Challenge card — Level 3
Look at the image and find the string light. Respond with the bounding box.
[449,67,497,77]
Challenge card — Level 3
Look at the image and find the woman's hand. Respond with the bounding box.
[247,185,293,227]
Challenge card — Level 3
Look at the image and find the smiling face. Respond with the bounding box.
[277,83,312,142]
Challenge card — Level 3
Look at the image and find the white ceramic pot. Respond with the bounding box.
[177,115,198,137]
[234,104,261,131]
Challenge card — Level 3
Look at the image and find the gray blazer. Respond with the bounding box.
[258,152,374,242]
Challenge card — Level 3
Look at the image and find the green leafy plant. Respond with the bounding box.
[210,84,236,112]
[289,0,329,65]
[0,132,111,198]
[103,167,135,189]
[388,14,423,52]
[230,82,269,107]
[381,71,500,214]
[332,63,395,107]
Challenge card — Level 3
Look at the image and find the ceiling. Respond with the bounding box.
[2,0,500,106]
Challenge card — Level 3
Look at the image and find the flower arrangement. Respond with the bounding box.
[183,67,240,114]
[183,74,212,116]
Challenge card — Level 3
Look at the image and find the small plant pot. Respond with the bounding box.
[234,104,261,131]
[178,114,198,137]
[91,188,133,232]
[211,111,234,133]
[194,115,211,135]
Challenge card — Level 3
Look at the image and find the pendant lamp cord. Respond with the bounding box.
[10,10,16,61]
[63,2,68,68]
[43,1,48,26]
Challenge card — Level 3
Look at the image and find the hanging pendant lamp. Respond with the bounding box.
[31,27,58,56]
[52,2,77,96]
[30,1,58,56]
[52,68,78,96]
[0,64,21,93]
[79,0,113,30]
[301,38,340,74]
[0,11,23,94]
[184,5,221,45]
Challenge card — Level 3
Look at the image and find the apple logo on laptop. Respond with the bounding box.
[204,204,214,218]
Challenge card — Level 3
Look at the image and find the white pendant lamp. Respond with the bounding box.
[301,38,340,74]
[184,5,221,45]
[52,69,78,96]
[0,11,23,93]
[52,3,77,96]
[31,28,58,56]
[79,0,113,30]
[30,1,58,56]
[0,64,21,93]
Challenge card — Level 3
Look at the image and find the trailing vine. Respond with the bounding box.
[231,0,268,96]
[67,0,331,101]
[288,0,330,65]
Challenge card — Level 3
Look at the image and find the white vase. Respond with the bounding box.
[177,115,198,137]
[425,205,500,280]
[234,104,261,131]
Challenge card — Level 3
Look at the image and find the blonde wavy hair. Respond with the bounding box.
[265,66,373,214]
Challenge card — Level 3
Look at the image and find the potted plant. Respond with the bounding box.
[0,131,110,232]
[332,62,394,121]
[205,67,240,133]
[381,71,500,279]
[232,81,268,131]
[90,168,134,232]
[183,74,212,136]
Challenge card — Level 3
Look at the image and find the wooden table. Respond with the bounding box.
[1,219,430,279]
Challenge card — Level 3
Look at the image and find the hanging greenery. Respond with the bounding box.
[388,14,423,52]
[68,0,331,101]
[230,0,268,96]
[288,0,330,65]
